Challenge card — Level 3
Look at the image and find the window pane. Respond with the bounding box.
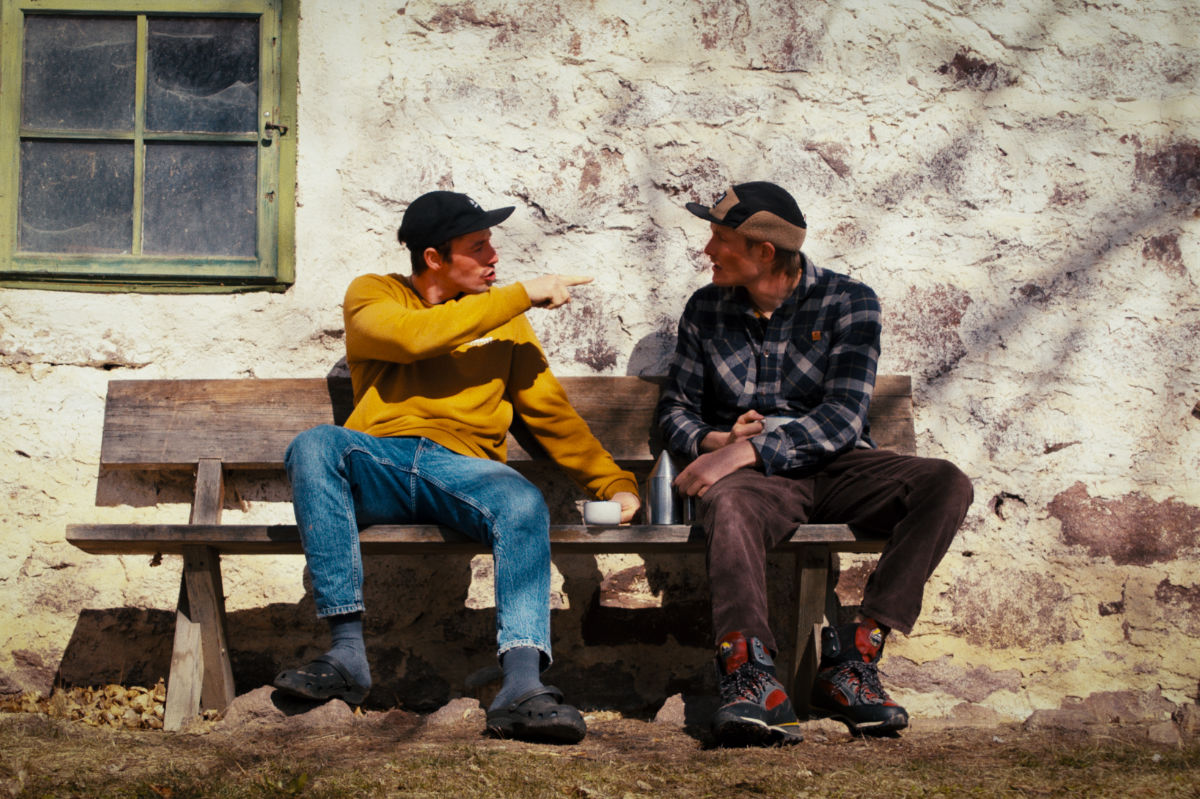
[22,15,136,132]
[19,140,134,253]
[146,17,259,134]
[143,143,257,256]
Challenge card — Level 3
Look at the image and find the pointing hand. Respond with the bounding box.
[522,274,594,309]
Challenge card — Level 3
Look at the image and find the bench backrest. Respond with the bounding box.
[97,375,915,470]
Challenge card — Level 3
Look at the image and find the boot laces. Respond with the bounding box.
[720,663,776,704]
[839,659,892,706]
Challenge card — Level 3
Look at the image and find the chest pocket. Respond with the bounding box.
[778,328,830,408]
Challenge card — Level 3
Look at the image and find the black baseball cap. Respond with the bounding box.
[686,182,807,251]
[397,190,515,252]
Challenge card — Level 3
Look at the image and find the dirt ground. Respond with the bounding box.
[2,684,1199,798]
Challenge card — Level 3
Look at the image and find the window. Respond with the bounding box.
[0,0,297,292]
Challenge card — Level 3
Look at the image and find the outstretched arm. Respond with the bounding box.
[521,274,593,309]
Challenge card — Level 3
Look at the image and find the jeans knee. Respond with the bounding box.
[493,479,550,533]
[285,425,348,478]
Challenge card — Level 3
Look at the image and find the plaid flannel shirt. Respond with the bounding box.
[657,257,881,476]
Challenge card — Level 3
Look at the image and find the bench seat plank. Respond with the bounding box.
[67,523,887,556]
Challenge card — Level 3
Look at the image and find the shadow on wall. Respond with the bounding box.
[626,328,676,378]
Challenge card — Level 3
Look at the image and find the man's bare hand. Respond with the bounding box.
[522,274,594,309]
[673,440,760,498]
[699,410,765,453]
[611,491,641,524]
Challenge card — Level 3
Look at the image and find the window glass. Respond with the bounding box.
[19,140,134,253]
[143,142,257,256]
[21,15,136,131]
[146,17,259,134]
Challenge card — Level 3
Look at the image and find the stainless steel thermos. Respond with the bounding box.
[645,451,692,524]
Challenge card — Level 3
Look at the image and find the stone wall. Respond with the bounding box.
[2,0,1197,728]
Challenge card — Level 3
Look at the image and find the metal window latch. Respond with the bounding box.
[264,122,289,136]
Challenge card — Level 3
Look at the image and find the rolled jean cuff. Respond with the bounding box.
[498,638,551,667]
[316,601,366,619]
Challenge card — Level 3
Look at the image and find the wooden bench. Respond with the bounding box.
[67,375,915,730]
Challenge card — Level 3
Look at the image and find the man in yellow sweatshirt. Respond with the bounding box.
[273,190,640,743]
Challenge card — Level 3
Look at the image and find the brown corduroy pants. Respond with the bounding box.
[697,447,973,651]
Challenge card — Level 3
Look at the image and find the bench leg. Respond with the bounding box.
[163,571,204,731]
[163,546,237,730]
[790,547,830,718]
[163,458,237,731]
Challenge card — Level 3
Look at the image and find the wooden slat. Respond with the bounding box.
[866,375,914,455]
[95,375,914,469]
[872,374,911,397]
[98,376,664,469]
[66,522,887,556]
[100,378,353,470]
[508,375,664,462]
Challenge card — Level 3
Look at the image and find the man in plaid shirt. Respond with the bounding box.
[657,182,973,746]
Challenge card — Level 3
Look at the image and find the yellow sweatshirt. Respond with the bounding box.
[342,273,638,501]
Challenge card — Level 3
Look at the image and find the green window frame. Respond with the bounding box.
[0,0,297,292]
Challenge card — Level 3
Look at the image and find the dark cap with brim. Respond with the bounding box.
[397,190,515,252]
[686,181,807,251]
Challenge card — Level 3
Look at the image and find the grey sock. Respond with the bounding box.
[489,646,543,712]
[326,612,371,689]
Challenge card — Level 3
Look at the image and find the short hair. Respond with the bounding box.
[770,246,802,281]
[410,240,454,276]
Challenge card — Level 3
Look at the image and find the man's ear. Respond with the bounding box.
[756,240,776,263]
[422,246,443,272]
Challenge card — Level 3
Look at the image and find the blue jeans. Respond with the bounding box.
[284,425,553,661]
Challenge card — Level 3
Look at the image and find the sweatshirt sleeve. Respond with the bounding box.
[506,316,640,500]
[344,274,532,364]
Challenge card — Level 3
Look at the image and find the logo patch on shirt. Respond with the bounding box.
[811,331,822,342]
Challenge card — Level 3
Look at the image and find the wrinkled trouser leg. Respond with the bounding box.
[700,448,973,649]
[812,449,973,634]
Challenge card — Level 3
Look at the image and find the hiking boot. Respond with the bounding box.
[710,631,803,747]
[810,620,909,736]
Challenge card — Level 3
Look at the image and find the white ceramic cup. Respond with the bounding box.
[583,500,622,525]
[753,415,796,444]
[761,415,794,433]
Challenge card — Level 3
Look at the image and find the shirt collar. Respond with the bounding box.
[725,253,820,316]
[771,253,820,315]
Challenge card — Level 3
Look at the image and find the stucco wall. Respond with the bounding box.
[2,0,1197,726]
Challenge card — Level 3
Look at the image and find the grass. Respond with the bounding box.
[1,708,1197,798]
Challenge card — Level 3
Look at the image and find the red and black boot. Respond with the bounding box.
[711,631,803,747]
[810,619,909,736]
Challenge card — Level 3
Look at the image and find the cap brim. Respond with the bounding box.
[444,206,515,243]
[685,202,733,226]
